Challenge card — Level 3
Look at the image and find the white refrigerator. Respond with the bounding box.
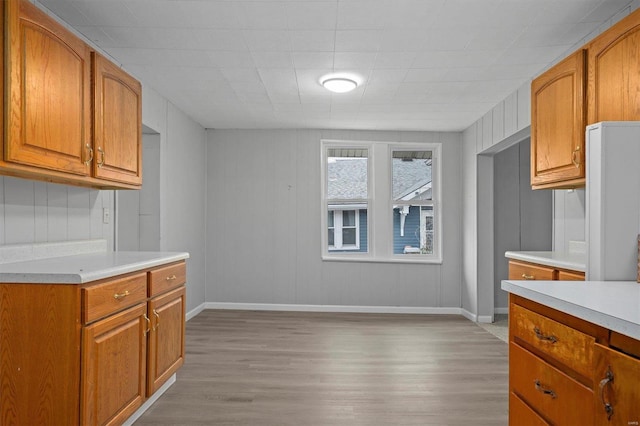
[586,121,640,281]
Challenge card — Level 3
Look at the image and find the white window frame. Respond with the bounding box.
[321,140,442,264]
[327,208,361,251]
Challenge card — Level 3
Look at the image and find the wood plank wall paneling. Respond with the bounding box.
[206,129,462,309]
[0,176,114,248]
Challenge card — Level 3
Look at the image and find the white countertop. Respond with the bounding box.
[0,251,189,284]
[505,250,586,272]
[502,279,640,341]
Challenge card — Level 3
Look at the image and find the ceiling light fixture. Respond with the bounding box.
[322,77,358,93]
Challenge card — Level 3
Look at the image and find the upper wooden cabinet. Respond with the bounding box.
[530,50,586,190]
[93,53,142,186]
[588,7,640,124]
[4,0,92,177]
[1,0,142,189]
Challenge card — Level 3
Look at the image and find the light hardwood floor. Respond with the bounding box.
[135,310,508,425]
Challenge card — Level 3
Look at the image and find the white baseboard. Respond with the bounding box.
[123,374,176,426]
[461,309,477,322]
[205,302,462,316]
[186,302,206,321]
[477,315,494,324]
[494,307,509,315]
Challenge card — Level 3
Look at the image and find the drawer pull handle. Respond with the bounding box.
[599,367,614,421]
[113,290,130,299]
[533,327,557,344]
[521,273,535,280]
[84,143,94,165]
[572,145,581,169]
[534,380,556,399]
[166,275,177,281]
[97,147,105,168]
[152,309,160,331]
[143,314,151,336]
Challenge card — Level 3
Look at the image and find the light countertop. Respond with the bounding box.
[0,251,189,284]
[505,250,586,272]
[502,279,640,341]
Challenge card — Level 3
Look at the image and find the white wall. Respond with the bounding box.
[0,178,114,248]
[206,129,462,309]
[553,189,586,252]
[141,86,208,314]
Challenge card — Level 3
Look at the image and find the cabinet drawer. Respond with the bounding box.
[511,303,595,379]
[509,260,556,281]
[510,343,594,425]
[557,270,585,281]
[82,272,147,324]
[149,262,186,296]
[509,392,549,426]
[594,344,640,425]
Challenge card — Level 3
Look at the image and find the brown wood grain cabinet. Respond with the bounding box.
[0,261,186,425]
[0,0,142,189]
[509,294,640,425]
[508,259,584,281]
[530,7,640,190]
[530,50,586,190]
[588,7,640,125]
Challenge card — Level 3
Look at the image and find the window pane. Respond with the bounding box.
[392,151,432,202]
[328,229,334,246]
[327,149,368,200]
[392,205,434,255]
[342,228,356,245]
[328,211,334,227]
[342,210,356,226]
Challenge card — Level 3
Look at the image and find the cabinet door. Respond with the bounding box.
[4,0,91,175]
[82,303,147,426]
[594,344,640,425]
[530,50,586,189]
[588,8,640,124]
[93,53,142,186]
[147,286,186,396]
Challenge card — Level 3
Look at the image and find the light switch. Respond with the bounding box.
[103,208,110,224]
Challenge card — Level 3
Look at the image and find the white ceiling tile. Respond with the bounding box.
[333,52,377,69]
[368,69,408,84]
[235,2,289,30]
[220,68,263,84]
[373,52,417,69]
[337,1,388,29]
[382,0,445,29]
[73,26,117,46]
[244,30,292,51]
[335,30,384,52]
[412,51,502,69]
[292,52,334,68]
[285,2,337,30]
[252,52,294,68]
[291,31,336,51]
[73,1,140,27]
[38,1,93,26]
[124,1,241,29]
[404,68,447,82]
[209,52,256,69]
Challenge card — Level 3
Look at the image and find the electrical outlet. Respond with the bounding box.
[102,208,110,224]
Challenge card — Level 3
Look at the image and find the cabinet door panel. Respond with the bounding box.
[82,303,147,426]
[93,53,142,186]
[531,50,586,189]
[147,286,186,396]
[5,0,91,175]
[594,344,640,425]
[588,8,640,124]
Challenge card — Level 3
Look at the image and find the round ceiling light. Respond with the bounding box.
[322,77,358,93]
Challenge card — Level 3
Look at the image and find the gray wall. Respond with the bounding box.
[553,189,586,252]
[142,86,207,315]
[0,178,114,248]
[206,129,462,308]
[493,140,552,310]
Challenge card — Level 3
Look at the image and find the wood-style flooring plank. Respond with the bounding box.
[134,310,508,425]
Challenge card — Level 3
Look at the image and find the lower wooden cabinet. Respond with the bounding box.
[82,303,148,426]
[508,259,585,281]
[509,294,640,425]
[0,260,186,425]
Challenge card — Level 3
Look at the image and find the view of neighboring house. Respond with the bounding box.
[327,153,434,255]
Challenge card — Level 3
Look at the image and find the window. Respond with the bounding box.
[321,140,441,263]
[324,147,368,253]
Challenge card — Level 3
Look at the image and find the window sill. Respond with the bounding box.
[322,255,443,265]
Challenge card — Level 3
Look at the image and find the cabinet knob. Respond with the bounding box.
[521,273,535,280]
